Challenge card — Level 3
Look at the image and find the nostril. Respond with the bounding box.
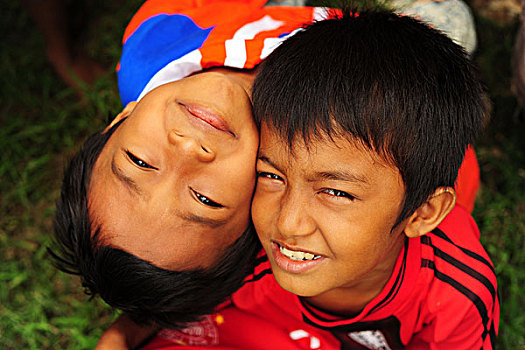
[168,129,183,144]
[199,146,216,162]
[168,129,215,161]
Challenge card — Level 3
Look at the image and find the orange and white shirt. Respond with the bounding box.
[117,0,327,105]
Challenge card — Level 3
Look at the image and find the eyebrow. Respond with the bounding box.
[258,156,284,174]
[178,212,229,229]
[111,159,144,197]
[313,170,369,185]
[258,156,369,185]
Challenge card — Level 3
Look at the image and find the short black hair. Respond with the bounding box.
[50,121,260,329]
[253,8,487,226]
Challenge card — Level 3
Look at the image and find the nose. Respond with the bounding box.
[276,189,316,238]
[168,130,215,162]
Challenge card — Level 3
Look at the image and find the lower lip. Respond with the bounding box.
[271,242,325,274]
[185,103,233,135]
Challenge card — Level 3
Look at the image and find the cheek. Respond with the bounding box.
[230,171,256,210]
[251,193,273,238]
[212,156,257,200]
[320,215,383,258]
[223,145,258,187]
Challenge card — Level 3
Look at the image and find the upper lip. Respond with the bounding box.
[273,240,324,257]
[182,102,235,136]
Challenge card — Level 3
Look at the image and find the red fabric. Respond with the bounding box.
[455,146,480,214]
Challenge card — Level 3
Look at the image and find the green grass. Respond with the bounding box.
[0,0,523,349]
[0,1,141,348]
[473,14,525,349]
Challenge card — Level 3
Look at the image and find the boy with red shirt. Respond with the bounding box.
[142,7,498,350]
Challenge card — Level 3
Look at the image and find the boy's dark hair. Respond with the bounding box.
[253,8,487,226]
[50,121,260,329]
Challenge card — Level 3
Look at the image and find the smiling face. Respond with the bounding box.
[252,124,408,313]
[89,69,258,270]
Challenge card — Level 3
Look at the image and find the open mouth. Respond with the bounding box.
[279,244,322,261]
[271,242,325,274]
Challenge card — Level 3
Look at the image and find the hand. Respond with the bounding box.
[95,314,159,350]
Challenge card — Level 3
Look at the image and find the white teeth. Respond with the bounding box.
[279,245,321,261]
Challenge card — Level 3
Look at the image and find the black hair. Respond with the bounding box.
[253,8,487,226]
[49,121,260,329]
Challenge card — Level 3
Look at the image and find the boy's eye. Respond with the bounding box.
[126,151,156,169]
[322,188,355,201]
[193,190,224,208]
[257,172,282,181]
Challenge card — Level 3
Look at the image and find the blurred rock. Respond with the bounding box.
[392,0,477,54]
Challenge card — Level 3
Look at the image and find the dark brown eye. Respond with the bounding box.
[126,151,155,169]
[323,188,355,200]
[193,190,223,208]
[257,172,282,180]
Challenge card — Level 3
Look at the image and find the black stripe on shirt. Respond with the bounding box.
[488,319,496,349]
[421,258,489,337]
[432,228,495,276]
[299,298,334,323]
[243,267,272,285]
[254,254,268,267]
[421,237,496,303]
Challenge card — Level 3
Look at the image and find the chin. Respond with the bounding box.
[274,273,323,298]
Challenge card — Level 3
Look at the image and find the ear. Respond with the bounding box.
[102,101,137,133]
[404,187,457,238]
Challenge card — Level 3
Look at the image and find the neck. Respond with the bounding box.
[303,236,406,317]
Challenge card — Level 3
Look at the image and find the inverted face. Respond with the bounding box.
[252,124,407,307]
[89,69,258,270]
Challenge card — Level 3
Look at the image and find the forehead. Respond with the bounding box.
[259,124,398,176]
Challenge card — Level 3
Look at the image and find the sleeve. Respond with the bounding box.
[407,297,499,349]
